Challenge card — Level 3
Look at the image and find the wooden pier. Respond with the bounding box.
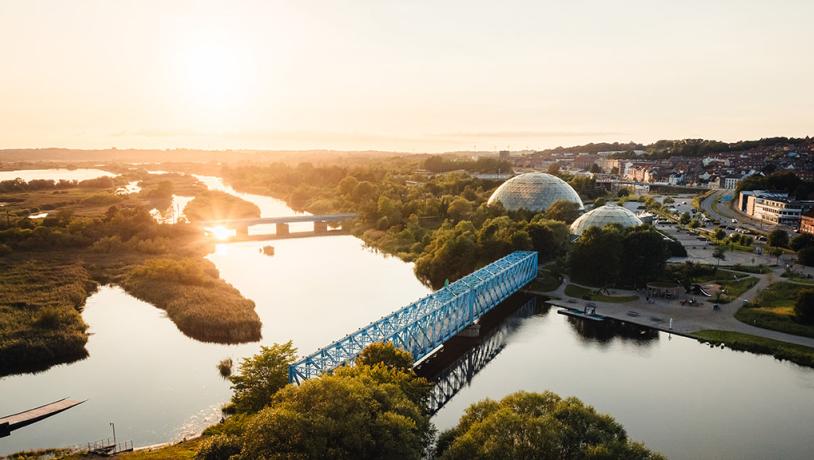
[0,398,85,437]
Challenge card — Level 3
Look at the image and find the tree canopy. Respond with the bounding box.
[436,391,664,460]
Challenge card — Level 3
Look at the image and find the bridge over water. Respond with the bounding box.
[201,213,357,240]
[288,251,538,383]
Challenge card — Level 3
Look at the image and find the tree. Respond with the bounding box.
[436,391,663,460]
[795,290,814,324]
[589,163,602,173]
[768,229,789,248]
[593,197,607,208]
[621,228,668,287]
[568,226,623,286]
[446,197,474,222]
[227,341,297,414]
[712,245,727,270]
[238,355,431,460]
[356,342,413,370]
[617,188,630,198]
[770,247,784,265]
[547,163,561,175]
[544,200,581,224]
[680,212,691,225]
[791,233,814,251]
[798,246,814,267]
[714,227,726,241]
[526,218,569,260]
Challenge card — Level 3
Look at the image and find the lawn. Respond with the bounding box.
[736,282,814,339]
[564,284,639,303]
[528,270,562,292]
[694,330,814,368]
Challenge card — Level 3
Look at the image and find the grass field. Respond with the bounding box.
[564,284,639,303]
[694,330,814,368]
[736,282,814,339]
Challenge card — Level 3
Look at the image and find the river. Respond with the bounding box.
[1,172,814,459]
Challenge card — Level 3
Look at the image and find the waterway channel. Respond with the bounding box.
[1,171,813,459]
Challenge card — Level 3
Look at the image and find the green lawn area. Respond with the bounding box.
[736,282,814,339]
[694,330,814,368]
[564,284,639,303]
[528,271,561,292]
[692,270,758,303]
[781,273,814,285]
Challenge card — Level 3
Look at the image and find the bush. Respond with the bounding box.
[195,434,242,460]
[798,246,814,267]
[791,233,814,251]
[796,290,814,324]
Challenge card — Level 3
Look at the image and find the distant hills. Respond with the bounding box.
[0,136,811,163]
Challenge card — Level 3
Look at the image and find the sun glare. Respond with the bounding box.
[206,226,235,241]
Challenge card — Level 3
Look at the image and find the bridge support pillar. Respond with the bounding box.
[457,323,481,338]
[314,221,328,233]
[276,223,289,236]
[236,225,249,237]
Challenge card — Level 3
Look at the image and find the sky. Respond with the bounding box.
[1,0,812,152]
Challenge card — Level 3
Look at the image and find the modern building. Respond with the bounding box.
[569,204,643,236]
[487,172,584,212]
[801,211,814,235]
[738,190,814,228]
[499,150,511,161]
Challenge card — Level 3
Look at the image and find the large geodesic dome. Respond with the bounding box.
[569,204,643,236]
[487,173,584,212]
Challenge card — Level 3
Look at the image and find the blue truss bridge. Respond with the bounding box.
[288,251,538,384]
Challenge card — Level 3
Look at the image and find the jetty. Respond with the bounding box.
[0,398,85,437]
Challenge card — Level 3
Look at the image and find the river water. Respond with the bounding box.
[1,172,814,459]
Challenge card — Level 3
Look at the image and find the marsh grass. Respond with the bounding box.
[0,258,96,376]
[121,258,261,343]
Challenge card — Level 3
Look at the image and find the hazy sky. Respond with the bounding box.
[1,0,812,152]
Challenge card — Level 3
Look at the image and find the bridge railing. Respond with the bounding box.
[288,251,538,384]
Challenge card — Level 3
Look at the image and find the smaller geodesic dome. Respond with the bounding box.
[569,204,643,236]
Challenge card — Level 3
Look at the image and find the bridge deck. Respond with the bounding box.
[202,213,357,227]
[288,251,538,383]
[0,398,84,435]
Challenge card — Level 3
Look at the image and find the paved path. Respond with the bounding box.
[546,273,814,349]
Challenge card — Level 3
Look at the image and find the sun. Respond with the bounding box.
[173,34,255,116]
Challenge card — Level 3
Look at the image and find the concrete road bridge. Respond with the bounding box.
[288,251,539,383]
[201,213,357,240]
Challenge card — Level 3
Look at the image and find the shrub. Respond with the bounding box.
[195,434,242,460]
[798,246,814,267]
[795,290,814,324]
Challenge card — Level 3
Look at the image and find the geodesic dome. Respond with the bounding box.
[487,173,584,212]
[569,204,643,236]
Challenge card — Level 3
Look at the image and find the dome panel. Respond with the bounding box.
[487,173,584,212]
[569,204,643,236]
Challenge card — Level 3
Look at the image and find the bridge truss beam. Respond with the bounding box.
[288,251,538,384]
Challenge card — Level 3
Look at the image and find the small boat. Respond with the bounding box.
[261,245,275,256]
